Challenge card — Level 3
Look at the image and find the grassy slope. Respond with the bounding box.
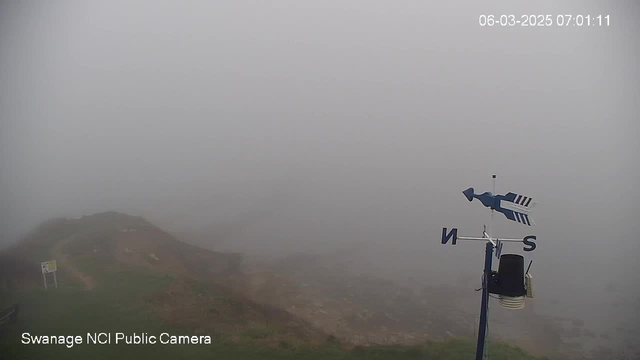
[0,215,550,360]
[0,280,549,360]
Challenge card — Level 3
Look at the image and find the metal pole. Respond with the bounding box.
[490,174,496,235]
[53,272,58,288]
[492,174,496,194]
[488,173,497,360]
[475,241,493,360]
[43,273,47,290]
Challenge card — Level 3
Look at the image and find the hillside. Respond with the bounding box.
[4,212,242,280]
[0,212,550,360]
[1,212,322,338]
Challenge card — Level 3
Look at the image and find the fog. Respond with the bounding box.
[1,0,639,355]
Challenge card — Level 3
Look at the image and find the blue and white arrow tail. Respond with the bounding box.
[499,192,537,226]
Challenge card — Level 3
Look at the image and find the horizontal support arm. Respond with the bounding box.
[456,236,524,243]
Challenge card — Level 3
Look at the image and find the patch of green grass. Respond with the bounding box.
[1,273,552,360]
[2,260,552,360]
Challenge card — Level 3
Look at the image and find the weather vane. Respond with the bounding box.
[440,175,537,360]
[462,187,536,226]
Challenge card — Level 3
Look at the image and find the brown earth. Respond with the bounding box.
[114,230,190,277]
[143,278,328,345]
[226,258,475,346]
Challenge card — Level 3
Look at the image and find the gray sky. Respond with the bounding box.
[1,0,639,350]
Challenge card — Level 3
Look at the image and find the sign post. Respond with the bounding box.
[441,176,537,360]
[41,260,57,289]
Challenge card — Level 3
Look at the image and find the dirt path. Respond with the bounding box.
[50,235,95,290]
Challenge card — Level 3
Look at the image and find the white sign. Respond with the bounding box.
[41,260,57,274]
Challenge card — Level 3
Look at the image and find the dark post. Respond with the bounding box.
[475,242,493,360]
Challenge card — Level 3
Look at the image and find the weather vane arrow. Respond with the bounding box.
[462,187,537,226]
